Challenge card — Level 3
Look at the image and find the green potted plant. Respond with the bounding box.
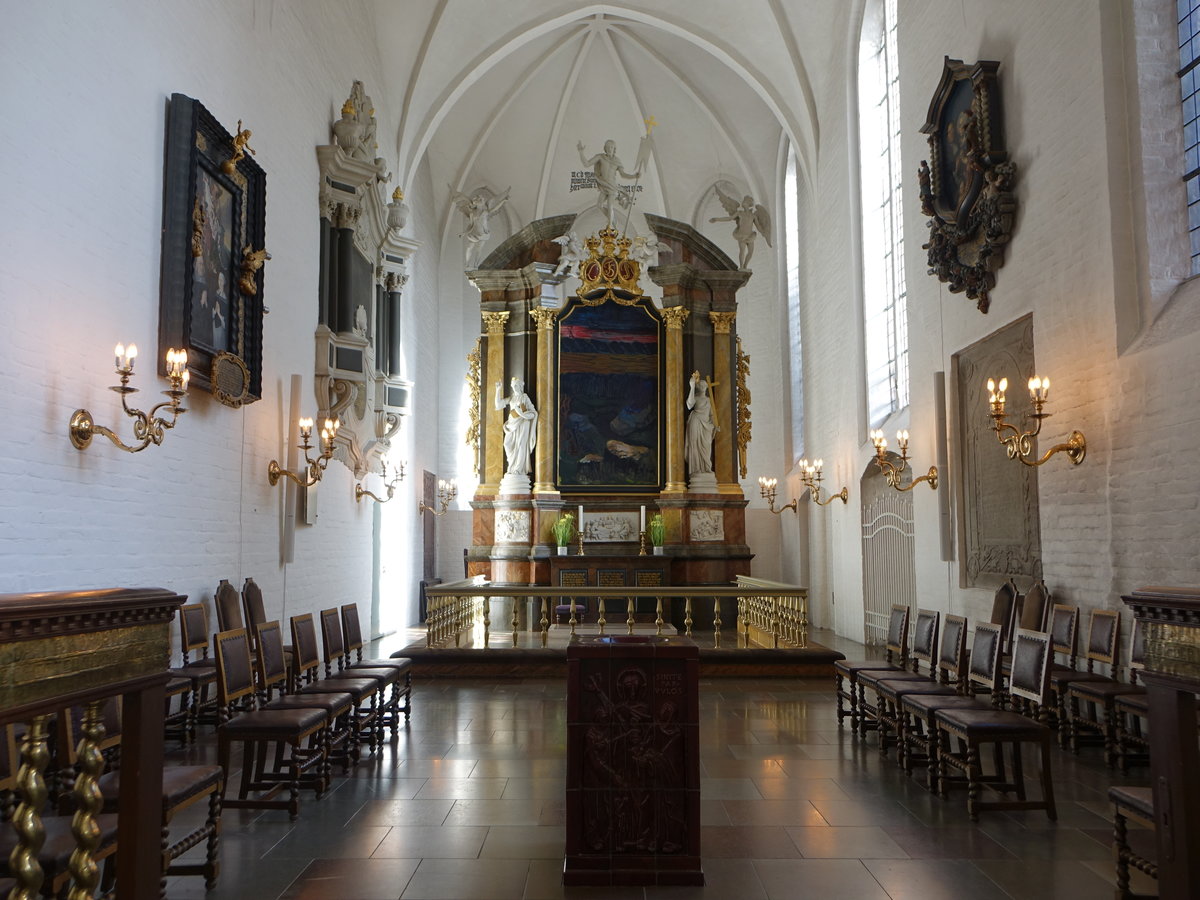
[552,512,576,555]
[647,513,666,555]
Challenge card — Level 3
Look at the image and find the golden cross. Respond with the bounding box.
[644,115,658,135]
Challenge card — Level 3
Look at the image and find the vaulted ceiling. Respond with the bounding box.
[372,1,850,250]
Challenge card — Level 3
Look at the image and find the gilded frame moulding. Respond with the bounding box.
[918,58,1017,314]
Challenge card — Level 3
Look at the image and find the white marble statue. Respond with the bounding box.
[685,371,716,476]
[450,186,511,269]
[710,185,772,270]
[577,139,641,228]
[551,231,585,277]
[495,376,538,477]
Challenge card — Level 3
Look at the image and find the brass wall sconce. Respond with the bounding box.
[267,417,340,487]
[799,458,849,506]
[417,478,457,516]
[355,457,406,503]
[69,344,190,452]
[986,376,1086,467]
[869,429,939,491]
[757,476,797,515]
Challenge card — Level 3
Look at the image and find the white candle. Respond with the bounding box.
[577,505,584,538]
[640,505,646,531]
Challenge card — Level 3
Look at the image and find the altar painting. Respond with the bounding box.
[556,299,662,491]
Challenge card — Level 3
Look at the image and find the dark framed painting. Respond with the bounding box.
[158,93,265,406]
[918,58,1017,314]
[555,296,663,492]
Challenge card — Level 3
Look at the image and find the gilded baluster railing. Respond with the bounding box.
[655,598,664,636]
[684,597,693,637]
[11,714,51,900]
[482,595,491,649]
[798,592,809,648]
[67,701,106,900]
[597,598,607,634]
[511,597,520,648]
[626,598,635,635]
[713,597,723,648]
[540,598,549,647]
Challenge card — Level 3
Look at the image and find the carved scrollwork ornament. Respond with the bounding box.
[465,339,481,476]
[918,58,1016,314]
[736,338,752,479]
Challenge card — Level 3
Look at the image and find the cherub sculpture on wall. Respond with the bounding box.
[450,186,511,269]
[710,185,771,270]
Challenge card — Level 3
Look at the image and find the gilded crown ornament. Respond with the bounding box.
[576,226,644,303]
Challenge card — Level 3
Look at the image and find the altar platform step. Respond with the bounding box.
[379,625,845,679]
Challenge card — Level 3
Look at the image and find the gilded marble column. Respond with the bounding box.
[529,307,558,494]
[662,306,690,494]
[481,311,510,492]
[709,311,740,494]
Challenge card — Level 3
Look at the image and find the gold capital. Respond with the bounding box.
[709,311,736,334]
[529,308,557,330]
[482,311,510,336]
[661,307,690,330]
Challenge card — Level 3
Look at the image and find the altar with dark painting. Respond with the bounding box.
[465,215,753,589]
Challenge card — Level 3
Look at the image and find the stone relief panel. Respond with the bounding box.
[689,510,724,543]
[953,314,1042,586]
[495,510,530,543]
[583,512,638,542]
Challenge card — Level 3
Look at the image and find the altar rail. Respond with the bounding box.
[424,576,808,650]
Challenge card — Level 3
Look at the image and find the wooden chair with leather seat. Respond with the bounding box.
[899,621,1004,792]
[255,620,356,776]
[834,604,910,733]
[319,607,407,741]
[933,628,1057,822]
[1109,785,1158,899]
[873,613,969,771]
[1048,608,1120,747]
[341,602,414,724]
[1065,616,1146,765]
[57,698,225,893]
[214,628,329,820]
[291,613,384,758]
[857,608,941,752]
[168,602,219,741]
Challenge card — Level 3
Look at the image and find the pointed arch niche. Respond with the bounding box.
[859,457,916,646]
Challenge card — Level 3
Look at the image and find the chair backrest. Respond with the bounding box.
[990,579,1019,652]
[967,622,1003,694]
[341,603,365,658]
[884,605,910,664]
[242,577,267,635]
[1128,616,1146,684]
[58,698,122,764]
[290,614,321,683]
[1019,580,1051,632]
[179,603,211,661]
[319,607,348,676]
[214,628,257,709]
[1049,603,1079,667]
[214,579,243,633]
[937,614,969,685]
[255,620,289,699]
[911,608,941,672]
[1083,609,1120,673]
[1008,628,1053,707]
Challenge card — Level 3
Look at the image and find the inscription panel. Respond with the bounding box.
[953,314,1042,586]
